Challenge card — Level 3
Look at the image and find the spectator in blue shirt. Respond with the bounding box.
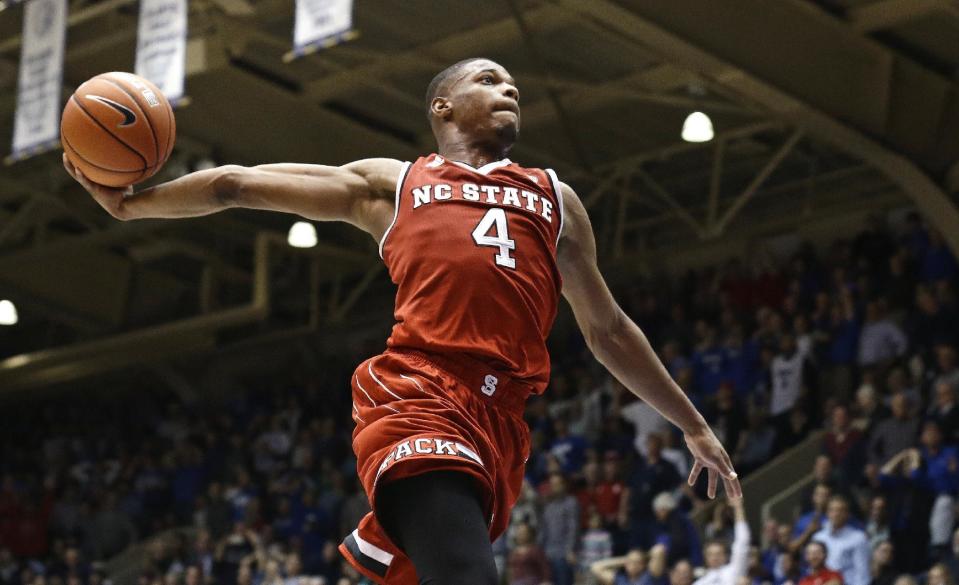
[721,327,759,397]
[693,325,726,397]
[644,493,702,567]
[549,417,588,475]
[912,421,959,553]
[921,231,959,283]
[812,495,871,585]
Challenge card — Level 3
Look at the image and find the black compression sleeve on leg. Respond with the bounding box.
[377,470,498,585]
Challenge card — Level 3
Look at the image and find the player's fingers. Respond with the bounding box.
[688,460,703,486]
[707,468,718,499]
[62,153,78,180]
[724,475,743,500]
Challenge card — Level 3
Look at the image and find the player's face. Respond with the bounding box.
[448,60,521,144]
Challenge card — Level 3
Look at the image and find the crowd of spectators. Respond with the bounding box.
[0,209,957,585]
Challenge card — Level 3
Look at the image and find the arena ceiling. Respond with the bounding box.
[0,0,957,392]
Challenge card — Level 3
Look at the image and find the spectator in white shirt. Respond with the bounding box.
[693,498,750,585]
[857,301,907,368]
[812,496,870,585]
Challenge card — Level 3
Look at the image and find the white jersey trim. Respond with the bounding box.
[449,157,512,175]
[353,529,395,565]
[545,168,565,247]
[378,161,412,260]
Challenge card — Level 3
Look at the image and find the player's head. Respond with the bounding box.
[426,58,520,151]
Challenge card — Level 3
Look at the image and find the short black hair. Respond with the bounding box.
[424,57,488,119]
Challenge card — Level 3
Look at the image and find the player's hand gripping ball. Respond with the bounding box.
[60,72,176,188]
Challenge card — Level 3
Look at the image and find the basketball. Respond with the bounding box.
[60,72,175,188]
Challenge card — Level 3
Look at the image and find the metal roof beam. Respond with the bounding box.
[302,4,573,101]
[558,0,959,262]
[849,0,959,32]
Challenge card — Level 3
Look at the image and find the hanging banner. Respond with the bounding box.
[9,0,67,162]
[286,0,356,62]
[135,0,187,104]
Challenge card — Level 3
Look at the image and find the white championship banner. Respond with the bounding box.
[288,0,356,61]
[135,0,187,104]
[10,0,67,162]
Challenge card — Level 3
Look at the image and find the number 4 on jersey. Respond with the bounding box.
[472,208,516,269]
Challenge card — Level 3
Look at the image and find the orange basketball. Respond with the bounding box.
[61,72,176,187]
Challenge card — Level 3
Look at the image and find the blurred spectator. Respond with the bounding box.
[645,544,670,585]
[909,287,958,355]
[620,396,671,458]
[692,323,725,397]
[704,384,747,451]
[930,381,959,445]
[540,474,579,585]
[799,541,843,585]
[868,393,918,466]
[813,496,870,585]
[628,437,681,531]
[865,496,890,550]
[770,335,815,419]
[693,498,750,585]
[644,493,701,566]
[507,524,551,585]
[670,560,694,585]
[823,405,865,486]
[926,563,956,585]
[550,417,588,476]
[920,232,959,284]
[852,383,888,437]
[580,511,613,574]
[910,422,959,553]
[870,540,895,585]
[590,549,646,585]
[794,491,831,570]
[857,301,907,368]
[734,408,776,475]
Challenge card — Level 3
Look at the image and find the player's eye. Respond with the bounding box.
[481,76,494,84]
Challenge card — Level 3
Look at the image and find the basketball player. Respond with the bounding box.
[64,58,742,585]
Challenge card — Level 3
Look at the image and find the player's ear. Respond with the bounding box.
[430,97,452,120]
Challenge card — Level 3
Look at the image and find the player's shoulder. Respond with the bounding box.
[342,158,407,198]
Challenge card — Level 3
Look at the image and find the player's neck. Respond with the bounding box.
[437,137,510,168]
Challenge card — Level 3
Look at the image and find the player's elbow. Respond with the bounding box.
[212,165,250,208]
[583,308,628,356]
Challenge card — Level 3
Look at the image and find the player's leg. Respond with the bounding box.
[377,470,498,585]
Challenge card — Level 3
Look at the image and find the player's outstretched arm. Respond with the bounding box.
[555,182,742,499]
[63,154,403,237]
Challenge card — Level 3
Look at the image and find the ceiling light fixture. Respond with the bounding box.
[682,111,714,143]
[0,300,18,326]
[287,221,318,248]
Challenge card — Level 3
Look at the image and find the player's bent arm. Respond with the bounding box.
[65,154,402,237]
[556,182,741,498]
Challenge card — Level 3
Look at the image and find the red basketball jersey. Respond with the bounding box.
[380,154,564,393]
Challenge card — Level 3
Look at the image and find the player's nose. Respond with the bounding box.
[503,85,519,102]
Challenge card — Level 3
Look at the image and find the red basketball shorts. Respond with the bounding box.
[338,348,532,585]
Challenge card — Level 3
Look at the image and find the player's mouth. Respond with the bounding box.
[493,101,520,115]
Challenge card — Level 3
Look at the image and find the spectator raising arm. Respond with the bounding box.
[693,498,751,585]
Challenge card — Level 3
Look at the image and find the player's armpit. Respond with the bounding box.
[223,158,404,237]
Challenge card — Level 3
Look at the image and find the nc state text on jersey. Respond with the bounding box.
[411,183,554,223]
